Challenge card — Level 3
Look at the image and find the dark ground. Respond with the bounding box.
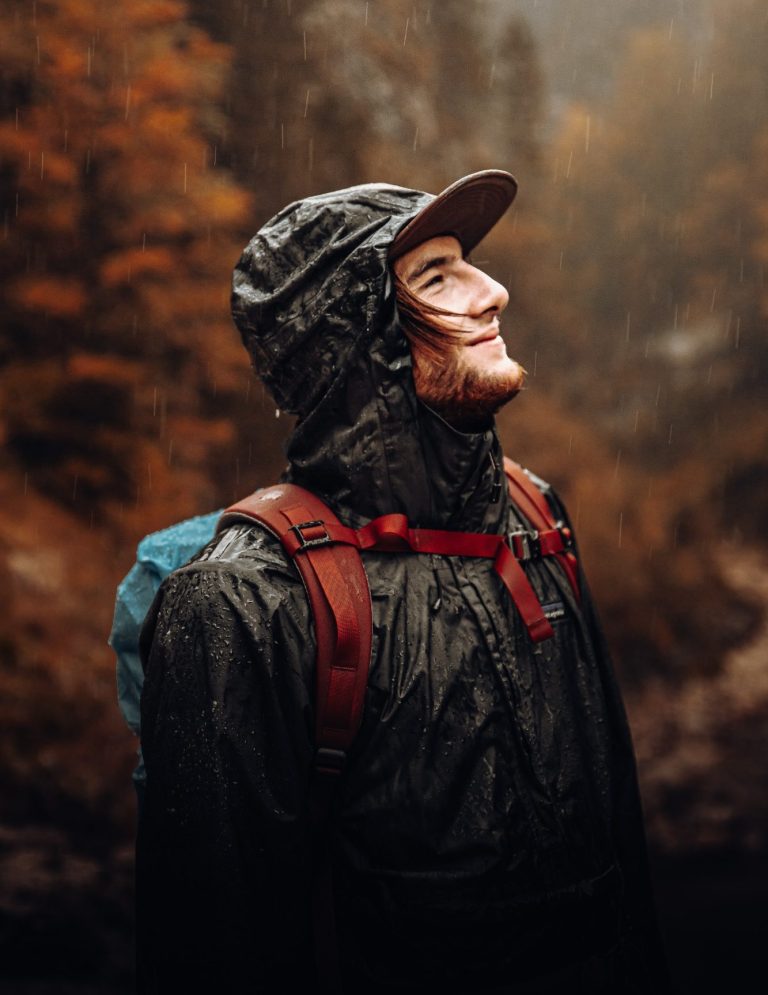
[0,838,765,994]
[652,852,768,994]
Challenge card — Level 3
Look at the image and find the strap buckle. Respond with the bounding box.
[556,522,574,550]
[508,528,540,561]
[315,746,346,774]
[289,519,332,550]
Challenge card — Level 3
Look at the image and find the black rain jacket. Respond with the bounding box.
[136,183,668,993]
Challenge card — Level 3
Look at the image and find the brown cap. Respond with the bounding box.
[388,169,518,260]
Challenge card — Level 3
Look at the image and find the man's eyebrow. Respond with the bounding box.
[406,254,451,284]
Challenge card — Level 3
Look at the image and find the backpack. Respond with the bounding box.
[113,460,580,989]
[111,459,579,794]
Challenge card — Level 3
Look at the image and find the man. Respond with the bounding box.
[136,170,667,993]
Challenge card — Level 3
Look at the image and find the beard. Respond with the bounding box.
[412,346,525,432]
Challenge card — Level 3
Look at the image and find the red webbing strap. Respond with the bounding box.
[503,458,581,602]
[219,485,373,762]
[280,512,553,643]
[352,514,554,642]
[219,485,372,993]
[220,472,577,666]
[493,542,554,642]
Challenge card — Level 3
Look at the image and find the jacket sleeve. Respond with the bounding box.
[578,568,671,988]
[546,483,671,989]
[135,560,317,992]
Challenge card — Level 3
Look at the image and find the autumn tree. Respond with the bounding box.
[540,3,768,473]
[0,0,254,537]
[204,0,359,209]
[502,5,768,679]
[0,4,268,954]
[250,0,547,194]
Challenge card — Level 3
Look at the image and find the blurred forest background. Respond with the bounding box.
[1,0,767,991]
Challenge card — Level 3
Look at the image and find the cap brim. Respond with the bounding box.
[388,169,517,260]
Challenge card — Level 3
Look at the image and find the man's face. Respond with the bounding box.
[393,234,524,430]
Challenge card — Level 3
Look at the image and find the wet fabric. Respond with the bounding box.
[136,182,668,993]
[109,510,221,787]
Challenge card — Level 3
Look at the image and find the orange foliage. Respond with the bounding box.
[10,276,88,318]
[100,247,177,288]
[0,0,254,538]
[66,352,142,385]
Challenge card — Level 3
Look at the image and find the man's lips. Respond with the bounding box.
[464,319,503,346]
[468,330,502,346]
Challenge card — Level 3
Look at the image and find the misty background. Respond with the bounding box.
[1,0,766,991]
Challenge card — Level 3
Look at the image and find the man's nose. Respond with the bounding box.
[470,267,509,318]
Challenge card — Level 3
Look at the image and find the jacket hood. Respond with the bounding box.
[231,182,508,531]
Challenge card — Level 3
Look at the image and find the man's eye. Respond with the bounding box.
[423,274,442,289]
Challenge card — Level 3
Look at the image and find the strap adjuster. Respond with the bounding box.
[315,746,346,773]
[508,529,540,560]
[289,519,332,550]
[556,522,574,550]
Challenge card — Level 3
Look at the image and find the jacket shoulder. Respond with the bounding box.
[171,520,313,624]
[176,519,299,581]
[140,521,314,673]
[149,523,309,639]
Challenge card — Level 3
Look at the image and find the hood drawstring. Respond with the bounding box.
[489,450,502,504]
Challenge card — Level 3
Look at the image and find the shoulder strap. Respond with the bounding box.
[220,485,369,991]
[503,458,581,602]
[503,457,556,529]
[218,485,373,778]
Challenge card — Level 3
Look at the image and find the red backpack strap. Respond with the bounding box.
[217,484,373,777]
[219,484,370,991]
[503,458,581,602]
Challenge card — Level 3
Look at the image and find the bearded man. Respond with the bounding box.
[135,171,668,993]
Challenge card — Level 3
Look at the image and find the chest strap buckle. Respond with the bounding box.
[508,529,540,561]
